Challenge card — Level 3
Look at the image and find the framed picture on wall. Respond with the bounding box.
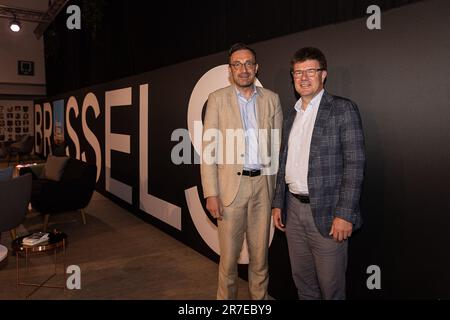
[0,101,33,142]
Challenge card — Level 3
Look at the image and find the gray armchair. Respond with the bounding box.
[8,135,34,165]
[0,141,12,160]
[0,174,32,241]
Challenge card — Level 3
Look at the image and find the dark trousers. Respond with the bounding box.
[285,192,348,300]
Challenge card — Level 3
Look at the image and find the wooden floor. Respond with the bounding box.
[0,191,252,300]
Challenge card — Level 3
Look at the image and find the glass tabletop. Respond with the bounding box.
[11,231,67,253]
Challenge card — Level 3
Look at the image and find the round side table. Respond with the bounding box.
[11,231,67,298]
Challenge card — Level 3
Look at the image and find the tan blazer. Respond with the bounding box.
[201,85,283,206]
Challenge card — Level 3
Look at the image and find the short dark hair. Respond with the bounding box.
[228,42,256,63]
[291,47,327,71]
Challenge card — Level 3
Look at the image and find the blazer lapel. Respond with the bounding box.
[279,107,297,159]
[227,86,244,130]
[310,91,333,157]
[256,87,266,130]
[284,108,297,139]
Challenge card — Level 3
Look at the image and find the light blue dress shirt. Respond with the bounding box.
[236,86,261,170]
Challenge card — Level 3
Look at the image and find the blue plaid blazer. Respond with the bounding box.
[272,91,365,237]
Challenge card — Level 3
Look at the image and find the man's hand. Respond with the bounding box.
[206,196,223,220]
[272,208,285,232]
[329,216,353,242]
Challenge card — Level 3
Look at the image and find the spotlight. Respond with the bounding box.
[10,19,21,32]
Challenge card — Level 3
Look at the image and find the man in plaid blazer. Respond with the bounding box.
[272,47,365,300]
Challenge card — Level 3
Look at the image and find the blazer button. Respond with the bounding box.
[240,154,244,157]
[237,172,241,175]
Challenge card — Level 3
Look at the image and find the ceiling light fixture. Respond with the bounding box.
[10,16,21,32]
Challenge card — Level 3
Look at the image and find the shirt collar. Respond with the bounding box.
[294,89,325,112]
[235,85,258,101]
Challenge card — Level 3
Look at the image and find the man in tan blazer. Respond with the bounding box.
[201,43,283,299]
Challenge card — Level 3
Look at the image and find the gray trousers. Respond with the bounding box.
[285,192,348,300]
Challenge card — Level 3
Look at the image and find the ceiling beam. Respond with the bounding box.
[0,1,69,39]
[0,4,49,23]
[34,0,70,39]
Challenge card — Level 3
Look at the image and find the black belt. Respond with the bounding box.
[242,169,261,177]
[291,192,310,203]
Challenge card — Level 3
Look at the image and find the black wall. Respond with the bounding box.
[45,0,422,96]
[38,0,450,299]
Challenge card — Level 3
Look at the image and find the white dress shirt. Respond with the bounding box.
[285,89,324,195]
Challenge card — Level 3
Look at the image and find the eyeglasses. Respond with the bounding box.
[229,61,257,70]
[291,68,324,79]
